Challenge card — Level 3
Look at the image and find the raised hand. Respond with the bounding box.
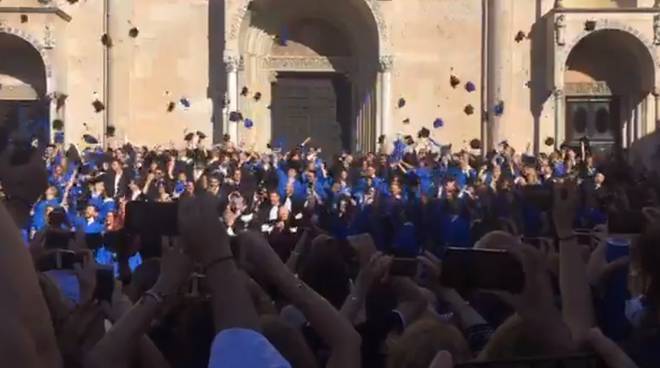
[151,237,193,296]
[553,179,579,238]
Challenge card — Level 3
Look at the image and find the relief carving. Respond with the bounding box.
[264,56,352,72]
[555,15,566,46]
[654,14,660,45]
[565,82,611,96]
[224,54,240,73]
[378,55,394,73]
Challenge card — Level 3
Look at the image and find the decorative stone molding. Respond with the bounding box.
[555,15,566,46]
[264,56,353,72]
[0,25,54,83]
[44,24,54,49]
[654,14,660,45]
[224,54,240,73]
[565,82,612,96]
[655,0,660,9]
[228,0,389,53]
[553,88,564,98]
[378,55,393,72]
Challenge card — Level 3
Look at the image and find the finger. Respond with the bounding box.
[428,351,453,368]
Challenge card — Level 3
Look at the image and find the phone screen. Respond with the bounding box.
[441,248,524,293]
[125,201,178,236]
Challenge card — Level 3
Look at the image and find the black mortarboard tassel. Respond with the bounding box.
[545,137,555,147]
[402,118,410,124]
[418,127,430,139]
[184,132,195,141]
[254,92,262,101]
[52,119,64,131]
[167,101,176,112]
[106,126,115,137]
[464,104,475,115]
[20,15,28,23]
[197,131,206,140]
[229,111,243,122]
[83,134,99,145]
[469,139,481,150]
[241,87,249,96]
[398,98,406,108]
[92,100,105,113]
[129,27,139,38]
[515,31,526,43]
[450,75,461,88]
[101,34,113,47]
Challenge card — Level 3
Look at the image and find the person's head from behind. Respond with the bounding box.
[260,315,317,368]
[475,230,519,250]
[387,318,470,368]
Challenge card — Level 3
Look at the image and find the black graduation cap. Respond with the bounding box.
[402,118,410,124]
[66,144,82,164]
[52,119,64,131]
[450,75,461,88]
[92,100,105,113]
[223,134,231,142]
[544,137,555,147]
[515,31,526,43]
[499,140,509,148]
[167,101,176,112]
[241,87,249,96]
[404,135,414,145]
[197,131,206,140]
[184,132,195,141]
[378,135,385,145]
[397,98,406,108]
[464,104,475,115]
[180,97,191,108]
[254,92,262,101]
[20,14,28,23]
[83,134,99,145]
[469,139,481,150]
[229,111,243,122]
[101,34,113,47]
[106,126,115,137]
[418,127,430,139]
[129,27,139,38]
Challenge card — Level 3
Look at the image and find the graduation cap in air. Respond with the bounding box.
[544,137,555,147]
[92,100,105,113]
[433,118,444,129]
[378,134,386,145]
[83,134,99,145]
[465,82,476,93]
[244,118,254,129]
[404,135,415,146]
[101,34,113,47]
[464,105,475,115]
[223,134,231,142]
[229,111,243,122]
[418,127,430,139]
[241,87,249,96]
[197,131,207,140]
[106,126,115,137]
[494,101,505,116]
[398,98,406,108]
[469,138,481,150]
[180,97,191,108]
[52,119,64,131]
[450,75,461,88]
[254,92,262,101]
[129,27,139,38]
[515,31,526,43]
[402,118,410,124]
[20,14,28,23]
[167,101,176,112]
[184,132,195,142]
[66,144,82,164]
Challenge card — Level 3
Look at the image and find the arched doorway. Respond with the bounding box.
[564,29,655,157]
[0,32,49,145]
[237,0,380,157]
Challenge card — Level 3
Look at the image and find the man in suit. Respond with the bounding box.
[105,159,131,199]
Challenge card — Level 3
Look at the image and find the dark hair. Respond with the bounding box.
[639,226,660,307]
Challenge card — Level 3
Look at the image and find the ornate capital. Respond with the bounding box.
[555,15,566,46]
[224,54,240,73]
[378,55,393,73]
[553,88,564,98]
[44,24,55,49]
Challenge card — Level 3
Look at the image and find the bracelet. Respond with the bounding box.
[204,255,234,273]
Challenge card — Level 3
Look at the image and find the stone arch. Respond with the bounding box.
[227,0,388,55]
[557,20,658,90]
[0,27,54,94]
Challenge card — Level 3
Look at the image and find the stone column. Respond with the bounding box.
[378,55,393,143]
[486,0,513,149]
[224,53,240,143]
[655,90,660,130]
[554,88,564,147]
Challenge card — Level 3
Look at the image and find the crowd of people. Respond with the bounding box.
[0,129,659,368]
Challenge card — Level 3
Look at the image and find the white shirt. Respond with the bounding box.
[269,205,279,221]
[114,172,122,195]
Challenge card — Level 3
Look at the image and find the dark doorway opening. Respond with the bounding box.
[565,96,619,159]
[271,72,351,159]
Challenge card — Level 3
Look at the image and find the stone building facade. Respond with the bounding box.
[1,0,659,163]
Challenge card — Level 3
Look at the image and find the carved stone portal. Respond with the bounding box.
[654,14,660,46]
